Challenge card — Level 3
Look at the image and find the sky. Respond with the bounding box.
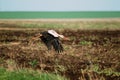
[0,0,120,11]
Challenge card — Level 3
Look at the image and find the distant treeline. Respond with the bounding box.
[0,11,120,19]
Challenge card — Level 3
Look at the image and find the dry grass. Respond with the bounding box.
[0,18,120,30]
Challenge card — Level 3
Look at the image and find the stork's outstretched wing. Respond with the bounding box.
[51,38,63,53]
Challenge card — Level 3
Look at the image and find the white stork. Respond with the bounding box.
[36,30,69,53]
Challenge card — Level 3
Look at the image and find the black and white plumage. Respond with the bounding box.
[39,30,68,53]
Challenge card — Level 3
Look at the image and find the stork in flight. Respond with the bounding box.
[35,30,69,53]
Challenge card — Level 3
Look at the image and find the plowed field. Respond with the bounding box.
[0,20,120,80]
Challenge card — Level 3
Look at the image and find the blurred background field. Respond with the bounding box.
[0,18,120,30]
[0,11,120,19]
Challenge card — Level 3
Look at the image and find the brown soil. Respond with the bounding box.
[0,28,120,80]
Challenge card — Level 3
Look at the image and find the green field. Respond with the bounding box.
[0,67,67,80]
[0,11,120,19]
